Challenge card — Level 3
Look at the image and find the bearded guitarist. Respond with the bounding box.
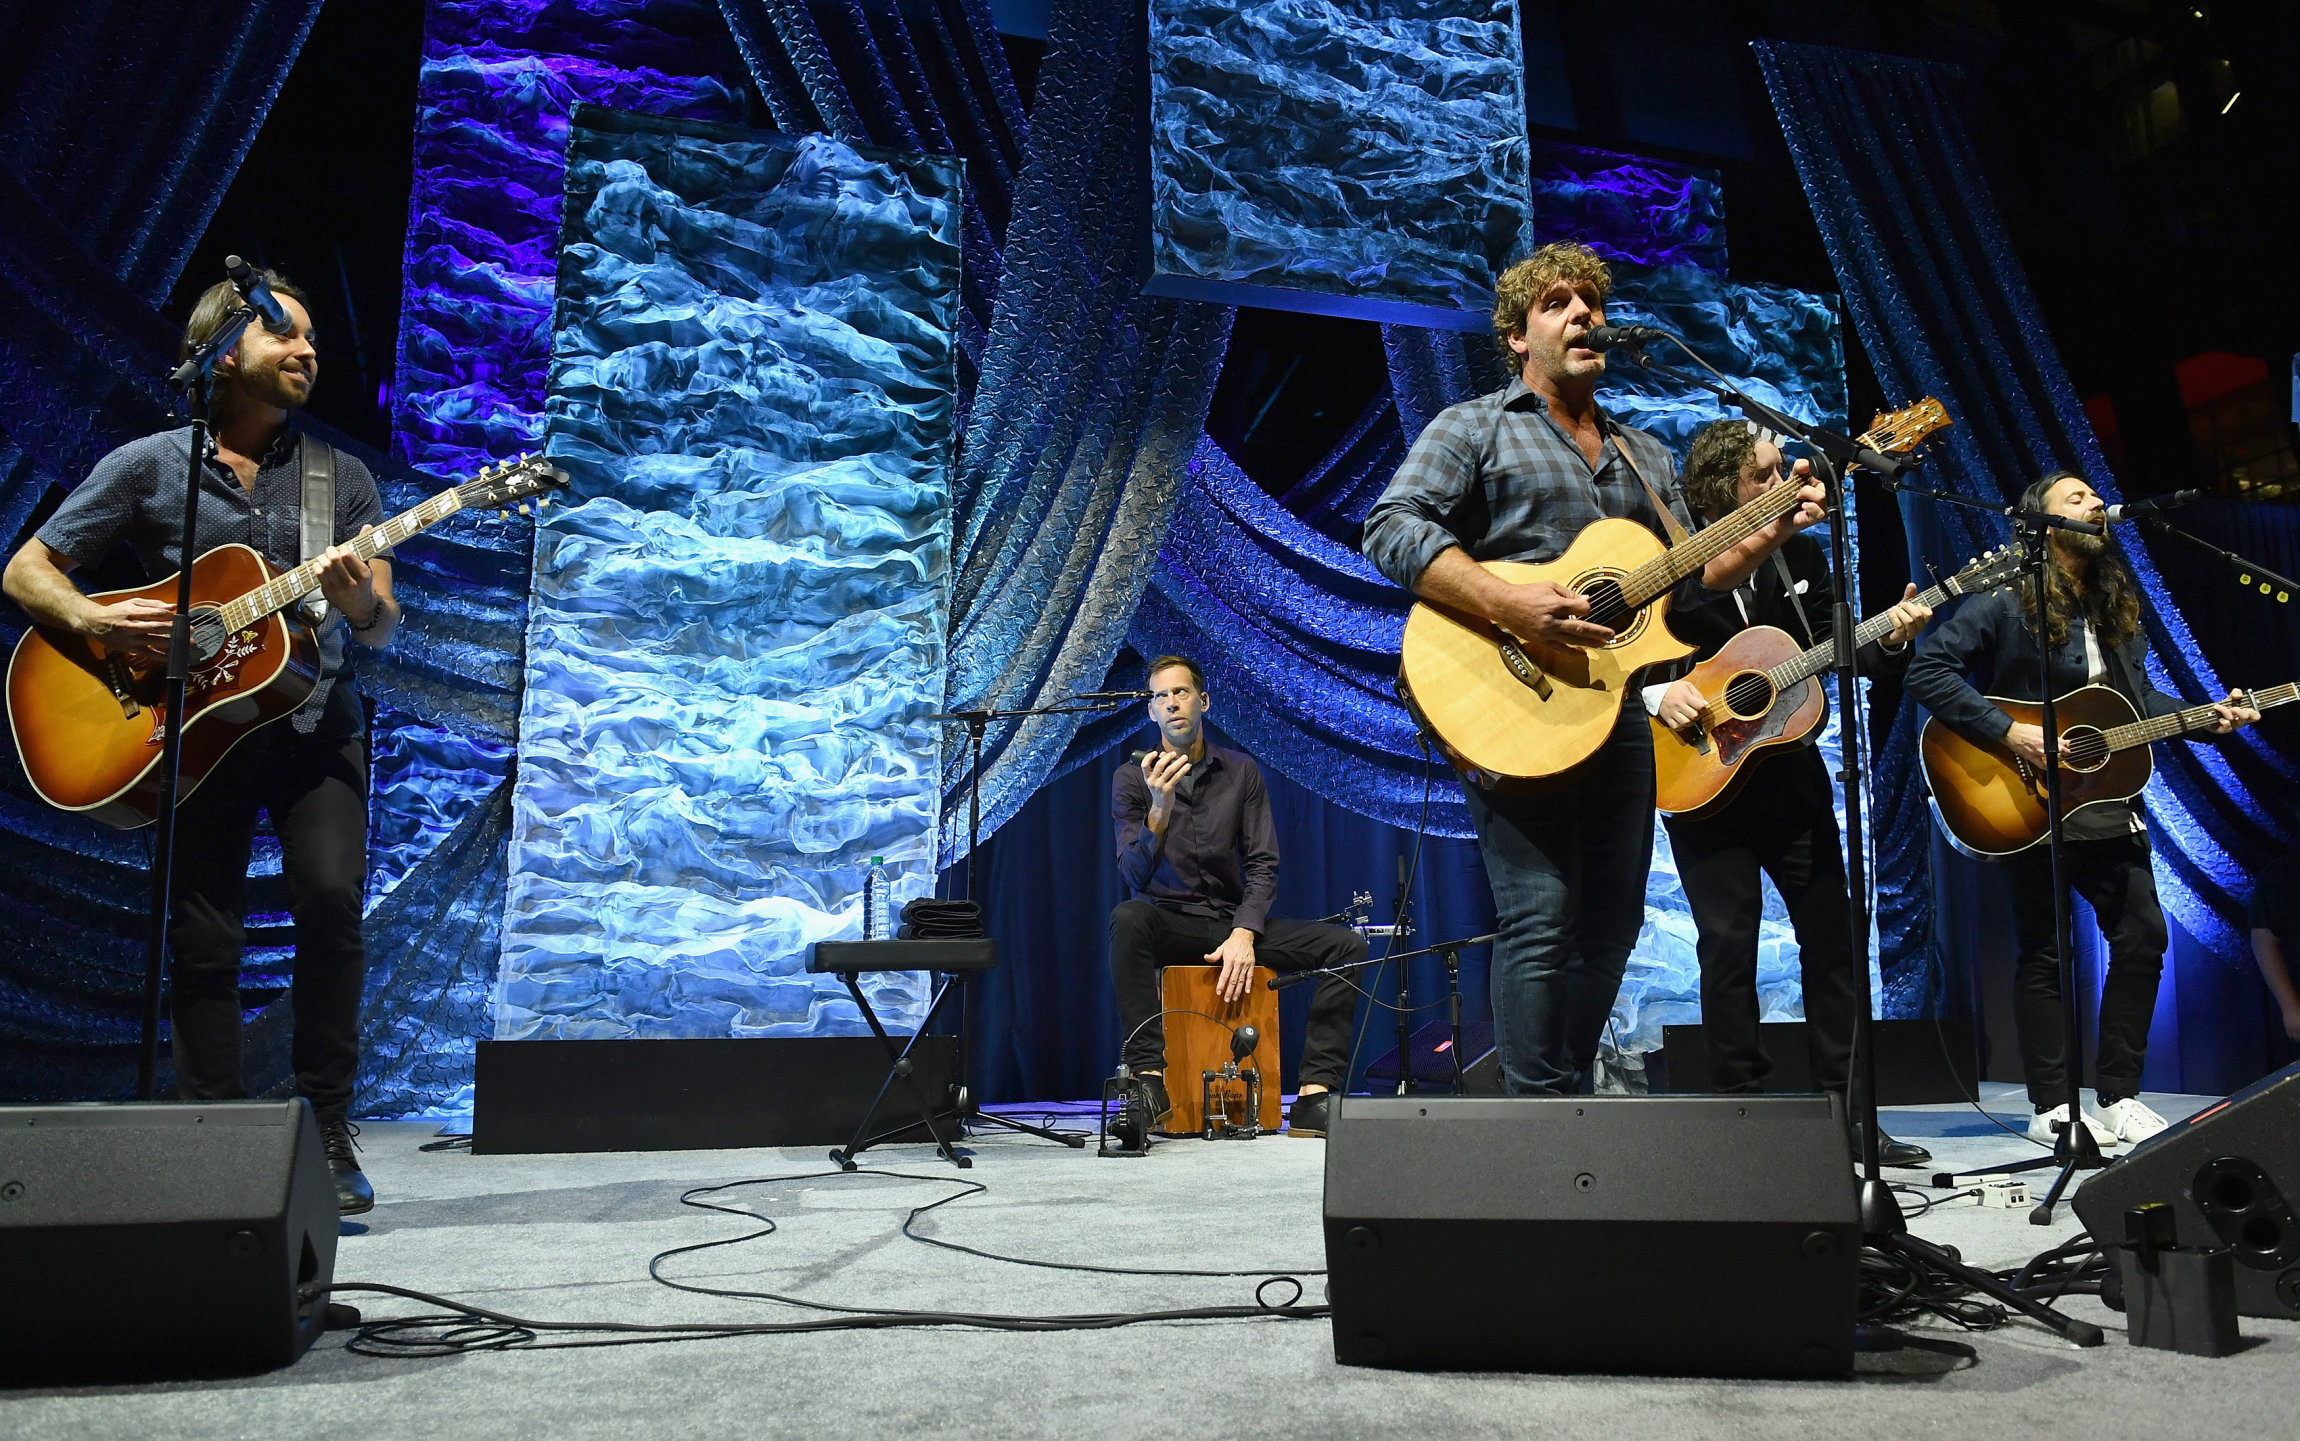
[1363,242,1824,1096]
[3,270,394,1214]
[1644,418,1933,1163]
[1905,470,2257,1149]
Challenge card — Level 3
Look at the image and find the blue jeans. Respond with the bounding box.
[1462,708,1656,1095]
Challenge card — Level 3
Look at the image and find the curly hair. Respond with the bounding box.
[2018,470,2142,649]
[1680,419,1762,520]
[1491,243,1611,363]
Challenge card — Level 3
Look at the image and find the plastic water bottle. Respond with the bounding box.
[863,855,887,940]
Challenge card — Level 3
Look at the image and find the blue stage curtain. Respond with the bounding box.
[1756,42,2300,1091]
[0,2,325,306]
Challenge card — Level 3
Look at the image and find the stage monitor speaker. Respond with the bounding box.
[2073,1060,2300,1320]
[0,1100,338,1382]
[1324,1095,1857,1377]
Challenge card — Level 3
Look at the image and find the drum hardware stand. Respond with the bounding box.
[1618,332,2104,1345]
[1200,1024,1265,1139]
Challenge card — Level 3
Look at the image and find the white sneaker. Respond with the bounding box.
[2027,1103,2119,1148]
[2097,1096,2171,1144]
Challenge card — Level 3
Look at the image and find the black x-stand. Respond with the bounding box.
[128,272,267,1099]
[1614,333,2103,1346]
[912,692,1145,1152]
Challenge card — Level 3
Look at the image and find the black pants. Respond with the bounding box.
[1665,747,1859,1098]
[1109,900,1364,1089]
[167,726,369,1121]
[2007,829,2166,1106]
[1460,707,1656,1095]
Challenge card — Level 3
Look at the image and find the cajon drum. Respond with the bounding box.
[1156,964,1283,1136]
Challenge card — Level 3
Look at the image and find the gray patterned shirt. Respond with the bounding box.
[1363,377,1701,586]
[37,424,385,735]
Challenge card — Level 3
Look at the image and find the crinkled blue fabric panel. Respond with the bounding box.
[1147,0,1530,320]
[1755,43,2300,1047]
[1527,141,1728,274]
[940,0,1232,863]
[501,110,960,1040]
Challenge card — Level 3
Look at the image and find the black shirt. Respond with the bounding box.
[1111,741,1279,934]
[36,424,385,734]
[2251,851,2300,943]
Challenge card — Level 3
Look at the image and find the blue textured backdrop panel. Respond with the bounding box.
[1146,0,1530,327]
[499,107,960,1040]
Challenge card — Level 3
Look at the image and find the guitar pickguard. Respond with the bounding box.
[1710,680,1815,769]
[142,627,268,745]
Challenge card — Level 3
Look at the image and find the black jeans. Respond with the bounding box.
[1109,900,1364,1089]
[2007,830,2167,1106]
[167,725,369,1121]
[1460,706,1656,1095]
[1665,747,1859,1098]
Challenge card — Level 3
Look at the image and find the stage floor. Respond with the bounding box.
[5,1086,2293,1440]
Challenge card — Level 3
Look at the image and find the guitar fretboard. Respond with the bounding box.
[217,487,464,632]
[2101,681,2298,753]
[1620,472,1806,610]
[1764,574,1969,693]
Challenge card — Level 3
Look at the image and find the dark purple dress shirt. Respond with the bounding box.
[1111,741,1278,934]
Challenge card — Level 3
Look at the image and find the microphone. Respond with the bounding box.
[1076,689,1154,699]
[2102,490,2205,523]
[1230,1025,1259,1061]
[1576,324,1669,352]
[224,255,295,337]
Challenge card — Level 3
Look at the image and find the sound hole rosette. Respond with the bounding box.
[2061,725,2111,773]
[1720,670,1777,721]
[1570,569,1648,647]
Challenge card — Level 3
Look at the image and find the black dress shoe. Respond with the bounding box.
[320,1118,375,1215]
[1286,1090,1334,1138]
[1138,1073,1173,1129]
[1852,1123,1932,1168]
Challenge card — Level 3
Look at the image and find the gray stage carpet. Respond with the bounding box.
[5,1086,2291,1440]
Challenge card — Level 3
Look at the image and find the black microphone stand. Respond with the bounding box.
[917,692,1140,1150]
[2126,511,2300,608]
[1274,933,1497,1095]
[1615,335,2102,1345]
[131,304,260,1099]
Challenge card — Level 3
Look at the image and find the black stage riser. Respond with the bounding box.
[2074,1059,2300,1320]
[1324,1095,1858,1377]
[0,1101,336,1382]
[474,1036,961,1154]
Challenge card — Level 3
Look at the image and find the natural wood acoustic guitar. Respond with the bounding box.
[1398,398,1950,782]
[1920,681,2297,857]
[1651,545,2025,816]
[7,455,566,827]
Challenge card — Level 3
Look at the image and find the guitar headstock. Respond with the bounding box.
[1858,397,1953,455]
[1942,544,2026,599]
[453,454,570,517]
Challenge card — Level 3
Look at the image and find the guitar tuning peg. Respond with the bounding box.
[499,509,510,520]
[518,502,531,515]
[538,494,552,507]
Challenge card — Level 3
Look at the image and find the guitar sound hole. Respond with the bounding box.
[187,607,231,669]
[1580,577,1632,636]
[1722,672,1776,719]
[2064,727,2110,772]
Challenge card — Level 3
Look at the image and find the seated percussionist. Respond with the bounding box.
[1109,655,1367,1137]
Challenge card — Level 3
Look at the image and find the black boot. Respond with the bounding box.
[320,1117,375,1215]
[1286,1090,1335,1138]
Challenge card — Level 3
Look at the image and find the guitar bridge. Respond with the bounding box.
[1496,639,1554,700]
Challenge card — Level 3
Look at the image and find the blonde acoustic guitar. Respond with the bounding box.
[7,456,565,827]
[1399,398,1950,782]
[1920,680,2296,858]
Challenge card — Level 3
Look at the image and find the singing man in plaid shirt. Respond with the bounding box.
[1362,242,1826,1096]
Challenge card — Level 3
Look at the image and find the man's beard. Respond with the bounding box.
[2060,528,2106,560]
[232,358,311,411]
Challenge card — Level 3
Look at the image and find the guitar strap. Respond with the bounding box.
[1771,550,1816,646]
[298,433,336,628]
[1606,428,1691,547]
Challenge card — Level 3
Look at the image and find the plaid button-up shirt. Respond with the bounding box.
[1362,378,1700,588]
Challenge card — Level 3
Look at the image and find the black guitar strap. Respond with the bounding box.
[298,434,335,628]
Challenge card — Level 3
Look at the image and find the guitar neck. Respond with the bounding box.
[1769,576,1959,690]
[2102,681,2299,753]
[216,488,464,632]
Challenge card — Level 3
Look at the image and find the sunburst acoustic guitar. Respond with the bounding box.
[7,456,566,827]
[1920,680,2297,858]
[1651,545,2025,816]
[1398,398,1951,782]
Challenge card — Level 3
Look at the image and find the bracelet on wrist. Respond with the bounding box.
[348,600,384,633]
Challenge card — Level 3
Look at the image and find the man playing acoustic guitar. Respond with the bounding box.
[1906,470,2256,1146]
[1363,243,1825,1095]
[1646,418,1933,1163]
[3,271,396,1212]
